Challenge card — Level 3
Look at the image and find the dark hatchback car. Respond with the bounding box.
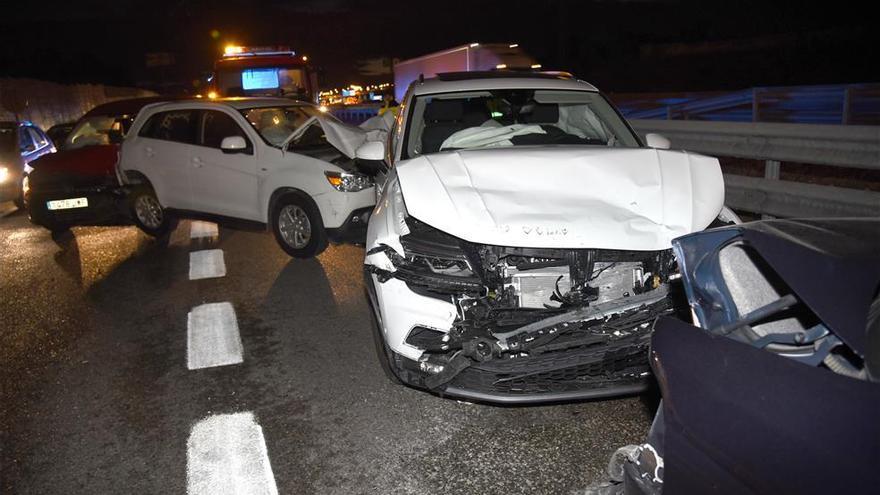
[595,218,880,495]
[25,97,170,232]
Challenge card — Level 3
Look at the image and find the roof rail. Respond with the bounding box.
[435,70,572,82]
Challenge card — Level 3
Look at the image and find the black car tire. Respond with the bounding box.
[129,186,171,237]
[270,191,328,258]
[44,220,70,234]
[366,288,404,385]
[13,178,24,210]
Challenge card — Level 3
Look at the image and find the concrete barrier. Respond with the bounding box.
[0,78,156,131]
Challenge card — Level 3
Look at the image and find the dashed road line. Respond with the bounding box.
[187,412,278,495]
[187,302,243,370]
[189,249,226,280]
[190,221,219,239]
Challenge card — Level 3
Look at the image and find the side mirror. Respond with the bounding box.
[220,136,248,154]
[355,140,385,161]
[645,133,671,150]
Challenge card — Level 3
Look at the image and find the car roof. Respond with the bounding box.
[212,97,313,110]
[83,96,184,118]
[412,72,599,96]
[140,97,313,113]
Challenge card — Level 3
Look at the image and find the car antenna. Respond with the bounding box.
[418,73,424,84]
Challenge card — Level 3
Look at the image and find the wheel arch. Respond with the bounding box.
[267,187,321,231]
[123,169,152,186]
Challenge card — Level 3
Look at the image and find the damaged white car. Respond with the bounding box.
[120,97,376,257]
[362,73,731,403]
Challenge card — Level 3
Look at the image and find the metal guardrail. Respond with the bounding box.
[330,104,381,125]
[629,119,880,218]
[617,83,880,125]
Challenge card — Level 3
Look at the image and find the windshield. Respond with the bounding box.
[404,89,640,158]
[0,125,16,153]
[65,115,135,150]
[217,67,308,98]
[240,105,322,147]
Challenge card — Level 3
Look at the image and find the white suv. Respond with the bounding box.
[363,72,736,403]
[119,98,376,257]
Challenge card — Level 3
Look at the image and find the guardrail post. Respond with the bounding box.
[762,159,781,219]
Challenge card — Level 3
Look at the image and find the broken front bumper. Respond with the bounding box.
[365,267,668,404]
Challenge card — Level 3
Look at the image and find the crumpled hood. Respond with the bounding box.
[283,116,368,159]
[395,146,725,251]
[318,116,366,158]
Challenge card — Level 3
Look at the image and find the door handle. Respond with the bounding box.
[144,146,155,158]
[192,157,204,168]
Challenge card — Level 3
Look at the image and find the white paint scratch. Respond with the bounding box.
[187,412,278,495]
[189,249,226,280]
[187,302,243,370]
[190,221,219,239]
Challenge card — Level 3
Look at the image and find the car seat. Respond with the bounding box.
[421,100,465,154]
[520,103,559,124]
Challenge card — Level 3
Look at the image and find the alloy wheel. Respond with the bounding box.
[278,204,311,249]
[135,194,163,229]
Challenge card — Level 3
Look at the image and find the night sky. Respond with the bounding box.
[1,0,877,93]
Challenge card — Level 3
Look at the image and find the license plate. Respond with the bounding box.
[47,197,89,210]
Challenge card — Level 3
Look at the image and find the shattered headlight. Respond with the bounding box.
[400,220,474,278]
[324,171,373,192]
[406,251,473,277]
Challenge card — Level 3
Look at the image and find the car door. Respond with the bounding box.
[130,109,198,210]
[188,109,261,220]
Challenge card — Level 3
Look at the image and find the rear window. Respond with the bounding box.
[67,115,136,149]
[139,110,197,145]
[27,127,48,148]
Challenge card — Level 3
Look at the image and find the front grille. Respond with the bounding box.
[449,331,651,395]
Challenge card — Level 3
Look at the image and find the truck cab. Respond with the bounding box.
[213,46,319,103]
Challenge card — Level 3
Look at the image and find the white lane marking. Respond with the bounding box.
[187,302,243,370]
[190,221,219,239]
[189,249,226,280]
[187,412,278,495]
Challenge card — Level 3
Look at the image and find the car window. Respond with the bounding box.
[19,126,35,152]
[201,110,250,149]
[240,105,321,147]
[27,127,48,148]
[403,89,640,158]
[66,115,135,149]
[139,110,197,145]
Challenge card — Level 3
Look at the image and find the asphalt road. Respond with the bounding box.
[1,201,655,494]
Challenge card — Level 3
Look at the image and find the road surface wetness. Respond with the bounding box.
[1,204,655,494]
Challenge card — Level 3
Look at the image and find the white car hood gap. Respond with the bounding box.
[395,146,724,251]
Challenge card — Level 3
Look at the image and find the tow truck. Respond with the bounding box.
[211,45,319,102]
